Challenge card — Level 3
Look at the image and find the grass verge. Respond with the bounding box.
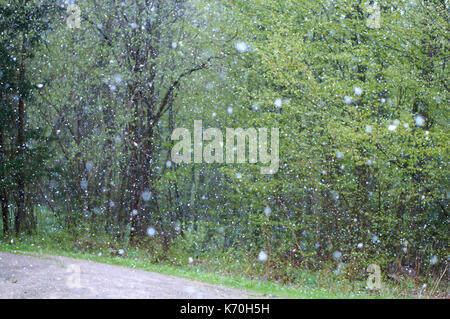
[0,240,405,299]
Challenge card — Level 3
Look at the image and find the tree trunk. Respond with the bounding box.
[15,37,26,235]
[128,90,143,244]
[15,97,25,235]
[1,191,8,236]
[0,130,9,236]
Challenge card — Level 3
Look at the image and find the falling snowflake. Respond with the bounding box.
[415,115,425,127]
[274,98,283,108]
[146,227,156,237]
[388,124,397,131]
[354,87,363,96]
[113,74,122,84]
[85,161,94,172]
[332,251,342,260]
[258,251,268,262]
[344,96,353,104]
[372,234,380,243]
[80,179,88,191]
[142,190,151,201]
[235,41,249,53]
[430,255,438,265]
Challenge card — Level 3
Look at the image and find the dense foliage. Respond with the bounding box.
[0,0,448,285]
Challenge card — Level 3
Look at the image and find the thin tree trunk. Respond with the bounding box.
[15,36,26,235]
[0,89,9,235]
[1,192,8,236]
[0,130,9,235]
[15,97,25,235]
[128,89,143,244]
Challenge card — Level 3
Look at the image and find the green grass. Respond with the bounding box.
[0,207,439,298]
[0,240,400,299]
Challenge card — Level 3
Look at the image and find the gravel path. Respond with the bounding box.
[0,252,260,299]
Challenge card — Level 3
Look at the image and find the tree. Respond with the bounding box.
[219,0,448,275]
[0,0,58,234]
[33,0,234,243]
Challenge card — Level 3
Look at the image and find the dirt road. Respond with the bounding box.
[0,252,260,299]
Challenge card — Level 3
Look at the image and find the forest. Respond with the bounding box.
[0,0,448,298]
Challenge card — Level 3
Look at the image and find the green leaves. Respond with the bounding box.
[220,0,449,274]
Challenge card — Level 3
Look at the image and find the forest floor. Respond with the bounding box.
[0,251,260,299]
